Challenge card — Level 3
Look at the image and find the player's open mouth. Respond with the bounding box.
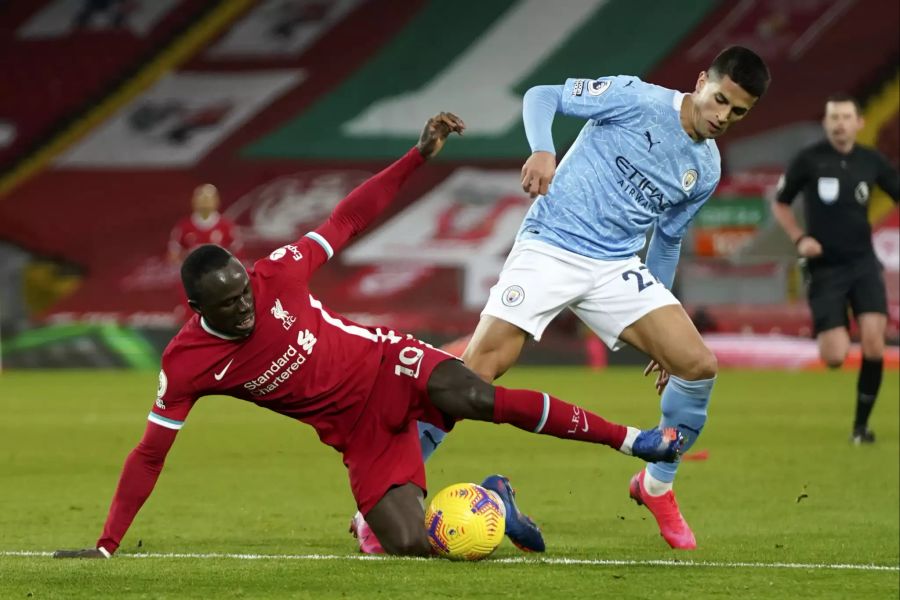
[707,121,722,134]
[235,314,255,331]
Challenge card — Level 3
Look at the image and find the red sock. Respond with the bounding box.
[492,387,627,449]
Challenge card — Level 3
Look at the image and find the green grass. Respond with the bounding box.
[1,368,897,599]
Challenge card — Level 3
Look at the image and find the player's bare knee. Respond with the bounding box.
[679,348,718,380]
[860,338,885,360]
[428,361,494,420]
[383,531,431,557]
[455,376,494,421]
[820,348,847,369]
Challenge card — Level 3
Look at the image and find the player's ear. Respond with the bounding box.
[187,299,202,315]
[695,71,708,93]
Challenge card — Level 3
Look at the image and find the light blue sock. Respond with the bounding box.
[646,375,715,483]
[418,421,447,462]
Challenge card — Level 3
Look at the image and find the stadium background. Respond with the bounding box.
[0,0,897,371]
[0,2,898,598]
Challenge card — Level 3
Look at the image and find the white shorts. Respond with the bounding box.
[482,240,680,350]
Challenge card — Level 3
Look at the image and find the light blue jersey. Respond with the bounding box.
[518,76,721,260]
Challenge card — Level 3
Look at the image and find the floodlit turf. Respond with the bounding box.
[1,367,897,599]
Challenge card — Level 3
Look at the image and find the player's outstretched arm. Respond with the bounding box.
[306,113,464,262]
[53,422,179,559]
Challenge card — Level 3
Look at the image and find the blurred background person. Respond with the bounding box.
[772,94,900,444]
[168,184,242,264]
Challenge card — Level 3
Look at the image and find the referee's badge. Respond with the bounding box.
[855,182,869,204]
[817,177,839,204]
[502,285,525,307]
[681,169,698,192]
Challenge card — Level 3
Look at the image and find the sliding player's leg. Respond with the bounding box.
[425,360,682,463]
[363,483,431,556]
[424,358,682,552]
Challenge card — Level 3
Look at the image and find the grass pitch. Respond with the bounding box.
[1,367,897,599]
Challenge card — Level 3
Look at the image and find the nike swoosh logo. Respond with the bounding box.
[214,359,234,381]
[581,415,589,433]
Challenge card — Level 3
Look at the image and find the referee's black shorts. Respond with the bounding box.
[806,254,888,335]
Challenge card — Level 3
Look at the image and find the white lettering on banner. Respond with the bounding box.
[57,71,303,168]
[342,0,606,136]
[19,0,178,38]
[206,0,363,59]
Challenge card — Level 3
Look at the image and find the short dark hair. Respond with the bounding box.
[825,93,862,115]
[709,46,770,98]
[181,244,233,302]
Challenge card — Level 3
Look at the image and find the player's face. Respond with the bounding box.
[823,101,863,148]
[192,184,220,218]
[192,258,256,338]
[691,72,757,139]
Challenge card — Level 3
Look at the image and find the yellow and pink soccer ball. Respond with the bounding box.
[424,482,506,561]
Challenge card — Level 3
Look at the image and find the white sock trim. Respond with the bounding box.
[619,427,640,455]
[643,470,673,497]
[533,393,550,433]
[97,547,111,558]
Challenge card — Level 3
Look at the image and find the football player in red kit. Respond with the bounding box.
[168,183,241,263]
[54,113,683,559]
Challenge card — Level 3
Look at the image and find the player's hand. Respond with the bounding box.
[417,112,465,159]
[643,360,669,395]
[53,548,109,559]
[796,236,823,258]
[521,151,556,198]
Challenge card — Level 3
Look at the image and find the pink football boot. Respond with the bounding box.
[349,511,384,554]
[629,469,697,550]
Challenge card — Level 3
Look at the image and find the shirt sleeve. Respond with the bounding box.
[168,221,185,255]
[657,191,710,242]
[96,421,179,554]
[875,152,900,202]
[96,364,194,555]
[148,365,197,431]
[775,151,809,205]
[522,85,564,154]
[559,76,638,122]
[645,226,682,290]
[255,146,426,280]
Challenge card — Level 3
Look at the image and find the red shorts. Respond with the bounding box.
[342,337,458,515]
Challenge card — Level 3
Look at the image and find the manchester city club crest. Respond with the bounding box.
[502,285,525,307]
[681,169,698,192]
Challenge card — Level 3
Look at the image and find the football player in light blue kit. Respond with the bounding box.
[419,46,770,550]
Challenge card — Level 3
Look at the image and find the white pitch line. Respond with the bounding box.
[3,551,898,572]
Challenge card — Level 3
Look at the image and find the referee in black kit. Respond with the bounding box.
[772,93,899,444]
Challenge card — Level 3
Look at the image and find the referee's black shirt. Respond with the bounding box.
[776,140,899,265]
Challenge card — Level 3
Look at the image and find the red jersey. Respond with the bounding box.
[169,212,241,256]
[154,233,411,449]
[97,147,427,554]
